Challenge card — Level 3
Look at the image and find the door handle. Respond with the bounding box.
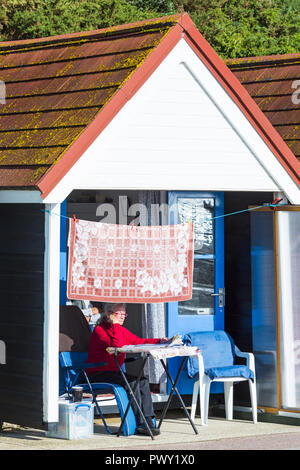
[211,288,225,307]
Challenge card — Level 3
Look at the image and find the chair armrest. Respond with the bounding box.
[234,346,255,375]
[196,351,205,377]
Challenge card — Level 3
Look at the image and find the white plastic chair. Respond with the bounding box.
[184,331,257,426]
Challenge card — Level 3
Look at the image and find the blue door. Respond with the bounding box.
[167,191,224,394]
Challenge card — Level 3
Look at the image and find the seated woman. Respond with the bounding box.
[86,303,169,436]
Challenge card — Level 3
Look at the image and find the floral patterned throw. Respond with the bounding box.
[67,219,194,303]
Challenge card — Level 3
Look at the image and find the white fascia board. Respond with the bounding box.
[0,190,43,203]
[43,39,300,204]
[43,203,60,423]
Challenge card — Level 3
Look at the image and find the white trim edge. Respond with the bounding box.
[278,411,300,419]
[0,190,43,203]
[43,203,60,423]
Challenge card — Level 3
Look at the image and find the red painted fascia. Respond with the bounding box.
[178,14,300,188]
[37,22,184,199]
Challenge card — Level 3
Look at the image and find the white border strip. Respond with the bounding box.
[0,190,43,203]
[279,411,300,419]
[277,212,296,408]
[43,203,60,423]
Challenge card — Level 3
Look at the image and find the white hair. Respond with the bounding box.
[95,303,127,325]
[104,303,126,315]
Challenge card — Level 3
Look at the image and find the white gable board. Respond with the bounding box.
[44,39,300,204]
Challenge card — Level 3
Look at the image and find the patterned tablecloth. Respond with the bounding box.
[106,344,200,360]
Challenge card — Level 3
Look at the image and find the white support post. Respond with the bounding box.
[277,211,296,408]
[43,203,61,423]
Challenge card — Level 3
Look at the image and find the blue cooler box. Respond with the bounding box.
[46,399,94,439]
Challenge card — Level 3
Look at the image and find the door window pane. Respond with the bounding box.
[177,198,214,254]
[179,259,214,315]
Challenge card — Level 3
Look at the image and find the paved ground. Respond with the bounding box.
[1,410,300,451]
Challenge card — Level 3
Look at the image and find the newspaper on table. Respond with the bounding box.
[106,334,200,360]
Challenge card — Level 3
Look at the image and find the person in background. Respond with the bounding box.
[66,299,102,327]
[86,303,169,436]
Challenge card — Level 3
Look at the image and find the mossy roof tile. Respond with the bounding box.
[0,15,179,186]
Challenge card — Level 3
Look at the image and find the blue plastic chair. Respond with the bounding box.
[59,351,137,436]
[183,331,257,425]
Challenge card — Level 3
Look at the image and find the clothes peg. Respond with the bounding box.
[270,198,283,211]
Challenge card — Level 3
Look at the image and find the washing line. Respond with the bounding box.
[41,199,287,222]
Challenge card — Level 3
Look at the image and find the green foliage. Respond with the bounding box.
[0,0,160,41]
[0,0,299,58]
[127,0,176,13]
[128,0,300,57]
[174,0,300,58]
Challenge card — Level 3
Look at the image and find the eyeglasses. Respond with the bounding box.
[114,311,128,318]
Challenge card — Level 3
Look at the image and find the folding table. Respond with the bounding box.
[106,344,200,439]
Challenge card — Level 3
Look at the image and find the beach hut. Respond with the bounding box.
[0,13,299,430]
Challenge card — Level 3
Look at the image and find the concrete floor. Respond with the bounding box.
[1,409,300,451]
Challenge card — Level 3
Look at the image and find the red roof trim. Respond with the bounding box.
[225,52,300,65]
[38,13,300,199]
[178,14,300,187]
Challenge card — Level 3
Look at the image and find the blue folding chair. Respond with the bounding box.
[59,306,136,436]
[59,351,137,436]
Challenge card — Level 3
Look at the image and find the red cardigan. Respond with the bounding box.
[86,322,161,375]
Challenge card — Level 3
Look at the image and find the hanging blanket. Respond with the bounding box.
[67,219,194,303]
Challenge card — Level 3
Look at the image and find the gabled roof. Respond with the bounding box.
[226,53,300,163]
[0,13,299,199]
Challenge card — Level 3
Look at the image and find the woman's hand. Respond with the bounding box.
[159,337,170,344]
